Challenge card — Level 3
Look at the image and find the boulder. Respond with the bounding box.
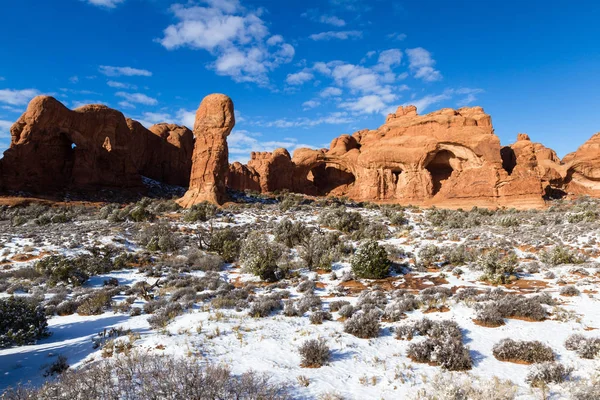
[178,94,235,207]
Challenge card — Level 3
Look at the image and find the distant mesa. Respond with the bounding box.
[0,94,599,208]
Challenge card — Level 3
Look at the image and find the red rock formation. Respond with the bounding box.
[562,133,600,196]
[0,96,194,194]
[228,106,566,208]
[178,94,234,207]
[227,162,261,193]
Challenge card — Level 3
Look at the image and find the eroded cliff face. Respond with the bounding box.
[562,133,600,196]
[228,106,547,207]
[0,96,193,193]
[177,93,235,207]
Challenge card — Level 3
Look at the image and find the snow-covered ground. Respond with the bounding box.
[1,197,599,399]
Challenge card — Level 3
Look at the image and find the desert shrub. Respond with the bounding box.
[0,297,50,348]
[400,319,471,371]
[480,294,547,322]
[351,240,390,279]
[2,353,291,399]
[383,208,409,226]
[407,336,472,371]
[296,293,322,315]
[426,208,483,229]
[478,249,518,284]
[418,244,442,267]
[383,297,419,322]
[539,245,586,266]
[309,311,332,325]
[77,291,112,316]
[343,310,380,338]
[249,295,283,318]
[279,192,305,212]
[207,228,241,263]
[412,372,518,400]
[496,215,520,228]
[492,338,554,363]
[35,256,90,286]
[298,339,330,367]
[274,219,311,248]
[526,362,572,387]
[147,302,184,329]
[329,300,350,312]
[299,231,347,271]
[318,207,363,232]
[240,232,288,282]
[137,222,182,252]
[184,201,218,222]
[560,285,580,296]
[103,199,156,222]
[44,355,70,377]
[353,220,390,240]
[338,304,355,319]
[564,334,600,359]
[297,279,316,293]
[187,251,224,271]
[475,304,505,327]
[56,300,79,316]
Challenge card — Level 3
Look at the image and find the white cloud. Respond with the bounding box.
[118,101,135,109]
[405,47,442,82]
[320,15,346,27]
[140,112,171,125]
[107,80,137,89]
[406,93,452,113]
[0,77,5,81]
[320,86,343,97]
[0,120,13,138]
[69,76,79,84]
[309,30,362,41]
[84,0,125,8]
[115,92,158,105]
[286,70,314,85]
[158,2,294,85]
[176,108,196,128]
[256,111,355,128]
[387,32,407,41]
[0,89,41,106]
[455,88,484,106]
[99,65,152,77]
[340,94,389,114]
[302,100,321,110]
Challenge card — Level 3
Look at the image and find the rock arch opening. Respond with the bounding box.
[307,163,355,196]
[58,132,76,182]
[501,146,516,175]
[391,168,402,185]
[425,150,455,196]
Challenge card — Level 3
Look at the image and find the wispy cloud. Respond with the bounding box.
[387,32,407,41]
[99,65,152,77]
[319,15,346,27]
[115,92,158,105]
[107,80,137,89]
[406,47,442,82]
[157,1,294,85]
[286,70,314,85]
[309,30,362,41]
[0,89,41,106]
[0,119,13,138]
[83,0,125,8]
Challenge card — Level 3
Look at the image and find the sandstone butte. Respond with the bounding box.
[0,96,193,192]
[0,94,598,209]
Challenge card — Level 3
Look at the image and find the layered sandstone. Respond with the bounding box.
[178,94,235,207]
[0,96,193,193]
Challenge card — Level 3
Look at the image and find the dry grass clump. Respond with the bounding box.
[343,310,381,339]
[526,362,572,387]
[564,334,600,359]
[411,372,517,400]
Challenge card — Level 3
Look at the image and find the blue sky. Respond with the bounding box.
[0,0,599,162]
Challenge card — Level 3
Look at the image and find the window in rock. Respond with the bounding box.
[425,150,455,196]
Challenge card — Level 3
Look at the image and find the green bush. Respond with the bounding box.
[351,240,390,279]
[479,249,518,284]
[274,219,311,248]
[207,228,241,262]
[0,297,50,348]
[318,207,363,232]
[240,232,288,281]
[539,245,586,266]
[184,202,218,222]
